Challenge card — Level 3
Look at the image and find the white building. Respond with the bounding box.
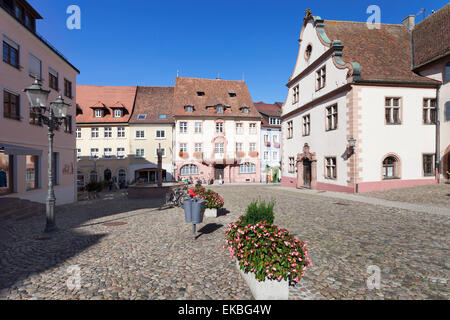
[281,8,446,193]
[254,102,282,182]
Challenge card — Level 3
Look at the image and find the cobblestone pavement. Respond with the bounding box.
[0,186,449,300]
[363,184,450,209]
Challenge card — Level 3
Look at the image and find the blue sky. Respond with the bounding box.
[28,0,448,103]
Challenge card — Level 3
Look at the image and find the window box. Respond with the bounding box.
[179,151,189,159]
[265,142,271,147]
[248,151,258,158]
[236,151,246,158]
[193,152,203,160]
[273,143,280,149]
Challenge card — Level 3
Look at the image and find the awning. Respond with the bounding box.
[0,143,43,156]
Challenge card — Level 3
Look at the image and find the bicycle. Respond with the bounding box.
[164,183,191,208]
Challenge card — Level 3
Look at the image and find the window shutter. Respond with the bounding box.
[3,36,18,50]
[49,67,58,77]
[446,101,450,121]
[28,54,41,79]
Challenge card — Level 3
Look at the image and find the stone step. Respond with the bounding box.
[0,198,33,214]
[0,199,45,222]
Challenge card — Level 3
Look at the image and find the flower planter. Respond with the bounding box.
[236,261,289,300]
[204,208,218,217]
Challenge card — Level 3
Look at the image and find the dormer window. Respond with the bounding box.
[240,106,249,114]
[114,109,122,118]
[197,91,205,97]
[185,106,194,113]
[216,105,224,114]
[229,92,236,98]
[137,114,147,120]
[94,109,103,118]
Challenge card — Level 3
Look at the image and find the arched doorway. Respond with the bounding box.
[296,143,317,189]
[104,169,112,182]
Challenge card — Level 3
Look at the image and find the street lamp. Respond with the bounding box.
[348,137,357,153]
[24,78,71,232]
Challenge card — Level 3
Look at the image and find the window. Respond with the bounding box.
[185,106,194,113]
[117,127,125,138]
[305,44,312,60]
[325,157,337,179]
[64,79,72,98]
[382,156,400,179]
[156,148,166,157]
[94,109,103,118]
[326,105,338,131]
[273,151,278,159]
[303,114,310,136]
[240,163,256,174]
[135,130,145,139]
[91,128,99,138]
[64,115,72,133]
[104,148,113,159]
[103,127,112,138]
[269,117,281,125]
[195,143,202,152]
[25,155,39,190]
[215,143,224,154]
[216,105,224,114]
[76,128,82,139]
[48,68,59,91]
[423,98,437,124]
[28,54,41,79]
[179,143,187,153]
[236,143,243,152]
[249,143,256,152]
[117,148,125,159]
[287,121,293,139]
[264,151,269,160]
[77,149,81,159]
[423,154,435,176]
[316,66,326,90]
[236,123,243,134]
[385,98,401,124]
[273,135,278,143]
[195,122,202,133]
[3,90,20,120]
[264,134,269,143]
[113,109,122,118]
[288,157,296,173]
[293,85,300,104]
[180,164,199,175]
[135,149,145,158]
[159,114,167,120]
[3,38,19,68]
[90,148,99,159]
[216,122,224,133]
[249,123,257,134]
[137,114,147,120]
[180,122,187,133]
[197,92,205,97]
[241,107,249,114]
[156,130,165,139]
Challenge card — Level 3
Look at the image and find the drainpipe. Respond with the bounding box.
[436,85,441,183]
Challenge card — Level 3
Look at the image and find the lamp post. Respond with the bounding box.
[24,78,71,232]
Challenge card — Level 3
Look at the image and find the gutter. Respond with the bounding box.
[436,85,441,182]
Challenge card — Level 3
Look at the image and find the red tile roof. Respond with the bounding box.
[76,85,137,124]
[413,4,450,68]
[173,77,260,118]
[323,20,437,84]
[254,102,282,128]
[129,86,175,124]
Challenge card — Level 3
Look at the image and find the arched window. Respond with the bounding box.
[89,170,98,183]
[240,162,256,174]
[382,156,400,179]
[180,164,199,176]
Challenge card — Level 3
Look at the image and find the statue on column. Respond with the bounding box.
[157,143,163,187]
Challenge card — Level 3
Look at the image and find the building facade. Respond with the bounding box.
[0,0,79,204]
[254,102,282,182]
[281,9,442,193]
[128,86,175,183]
[173,77,261,184]
[76,85,137,188]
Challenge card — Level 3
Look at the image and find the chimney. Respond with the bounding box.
[402,15,415,31]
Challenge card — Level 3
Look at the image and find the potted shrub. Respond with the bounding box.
[195,189,224,217]
[225,199,311,300]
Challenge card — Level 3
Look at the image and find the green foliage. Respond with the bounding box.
[241,199,275,226]
[86,182,102,192]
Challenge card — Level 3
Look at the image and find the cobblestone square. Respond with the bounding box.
[0,185,449,300]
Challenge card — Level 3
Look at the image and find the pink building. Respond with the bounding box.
[0,0,79,204]
[173,77,262,184]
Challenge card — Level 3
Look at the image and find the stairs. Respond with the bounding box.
[0,197,46,222]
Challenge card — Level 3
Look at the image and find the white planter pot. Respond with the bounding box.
[204,208,218,217]
[236,261,289,300]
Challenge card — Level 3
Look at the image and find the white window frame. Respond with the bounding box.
[180,122,188,133]
[117,148,125,159]
[113,109,122,118]
[94,109,102,118]
[135,148,145,158]
[179,143,187,153]
[155,130,166,139]
[91,127,99,139]
[90,148,99,159]
[76,128,81,139]
[155,148,166,157]
[117,127,126,138]
[104,127,112,138]
[135,130,145,139]
[249,123,257,134]
[195,122,202,134]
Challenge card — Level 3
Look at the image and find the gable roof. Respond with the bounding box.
[173,77,260,118]
[129,86,175,124]
[76,85,137,124]
[412,4,450,69]
[322,20,436,84]
[254,102,282,127]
